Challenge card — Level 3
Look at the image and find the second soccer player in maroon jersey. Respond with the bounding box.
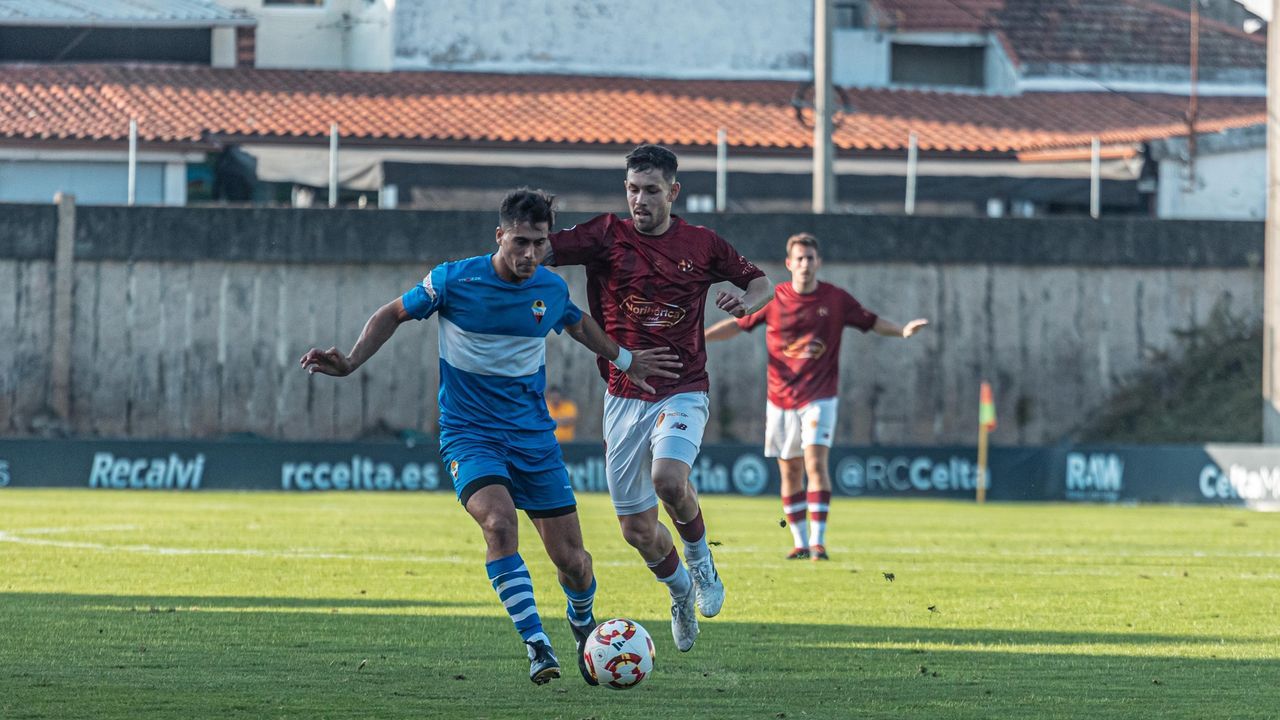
[706,232,928,561]
[548,144,774,652]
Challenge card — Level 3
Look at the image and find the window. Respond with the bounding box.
[890,44,985,87]
[0,26,211,63]
[834,0,865,29]
[685,194,715,213]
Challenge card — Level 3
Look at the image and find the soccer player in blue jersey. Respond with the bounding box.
[299,189,679,686]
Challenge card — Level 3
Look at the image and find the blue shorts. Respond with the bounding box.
[439,429,576,516]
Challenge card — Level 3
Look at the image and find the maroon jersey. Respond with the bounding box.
[550,214,765,400]
[736,281,877,409]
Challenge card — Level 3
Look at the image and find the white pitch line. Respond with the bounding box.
[0,527,628,567]
[713,544,1280,560]
[5,527,1280,570]
[6,524,140,535]
[0,528,467,564]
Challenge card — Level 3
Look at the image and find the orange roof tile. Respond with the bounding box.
[872,0,1005,32]
[0,63,1264,155]
[870,0,1265,69]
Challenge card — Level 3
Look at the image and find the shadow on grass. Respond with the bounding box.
[1,591,1265,647]
[2,592,1279,719]
[0,592,489,612]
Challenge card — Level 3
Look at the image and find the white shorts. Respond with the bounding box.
[765,397,838,460]
[602,391,709,516]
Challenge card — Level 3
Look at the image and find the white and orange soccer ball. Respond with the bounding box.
[582,618,655,690]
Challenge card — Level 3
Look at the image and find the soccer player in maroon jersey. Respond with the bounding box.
[706,232,928,561]
[547,144,774,652]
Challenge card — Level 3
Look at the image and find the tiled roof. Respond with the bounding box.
[0,63,1263,155]
[870,0,1265,68]
[871,0,1004,32]
[0,0,250,26]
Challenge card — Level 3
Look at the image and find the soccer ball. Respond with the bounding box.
[582,618,655,689]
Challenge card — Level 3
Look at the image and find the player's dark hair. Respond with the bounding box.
[625,144,679,183]
[499,187,556,229]
[786,232,820,257]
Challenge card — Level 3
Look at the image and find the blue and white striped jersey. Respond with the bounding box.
[401,254,582,435]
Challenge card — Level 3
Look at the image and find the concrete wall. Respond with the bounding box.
[211,26,237,68]
[391,0,813,79]
[1158,148,1267,221]
[0,204,1263,446]
[984,36,1020,94]
[706,262,1257,445]
[217,0,393,71]
[345,0,395,72]
[833,29,890,87]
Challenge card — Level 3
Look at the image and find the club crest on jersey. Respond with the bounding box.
[818,306,830,317]
[622,295,687,327]
[449,461,459,479]
[531,300,547,323]
[678,259,693,272]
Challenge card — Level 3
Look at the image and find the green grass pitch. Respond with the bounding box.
[1,489,1278,719]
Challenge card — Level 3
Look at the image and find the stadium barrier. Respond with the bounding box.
[0,203,1263,448]
[1,438,1277,509]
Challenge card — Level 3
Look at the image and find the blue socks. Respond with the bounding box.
[563,577,597,635]
[486,552,545,643]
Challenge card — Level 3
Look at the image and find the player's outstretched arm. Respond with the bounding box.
[300,297,413,377]
[563,316,682,394]
[705,318,744,342]
[872,317,929,338]
[715,275,774,318]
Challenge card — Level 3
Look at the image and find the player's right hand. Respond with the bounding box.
[715,289,748,318]
[624,348,682,394]
[300,347,354,377]
[902,319,929,338]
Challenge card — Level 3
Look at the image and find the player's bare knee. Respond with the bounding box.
[652,474,688,505]
[478,515,518,554]
[806,466,829,487]
[806,471,832,493]
[620,524,649,549]
[557,548,593,586]
[620,521,658,552]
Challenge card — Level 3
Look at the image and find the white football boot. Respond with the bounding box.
[670,588,699,652]
[688,553,725,618]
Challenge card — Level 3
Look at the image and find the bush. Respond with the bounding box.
[1077,300,1261,443]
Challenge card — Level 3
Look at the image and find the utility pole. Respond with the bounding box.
[1186,0,1200,191]
[328,123,339,208]
[716,128,728,212]
[1264,0,1280,441]
[905,131,918,215]
[1090,137,1101,219]
[813,0,835,213]
[127,119,137,206]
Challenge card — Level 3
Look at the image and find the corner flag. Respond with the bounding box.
[976,381,995,503]
[979,381,996,431]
